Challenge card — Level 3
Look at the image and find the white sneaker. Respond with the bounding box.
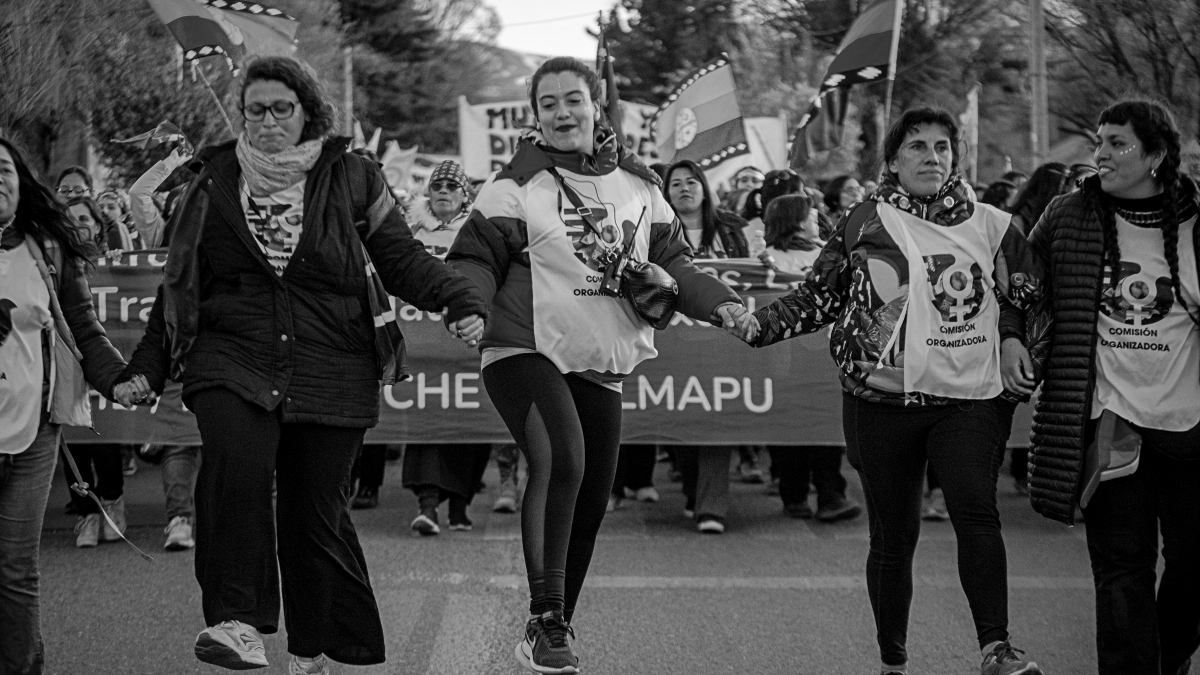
[635,486,660,503]
[100,496,126,542]
[164,516,195,551]
[288,654,329,675]
[194,620,268,669]
[75,513,101,548]
[698,518,725,534]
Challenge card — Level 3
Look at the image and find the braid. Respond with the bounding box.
[1091,179,1123,293]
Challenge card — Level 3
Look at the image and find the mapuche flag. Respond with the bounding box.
[650,55,749,170]
[789,0,903,167]
[595,23,624,145]
[146,0,298,68]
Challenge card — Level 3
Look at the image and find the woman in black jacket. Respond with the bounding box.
[1023,100,1200,675]
[118,57,487,675]
[0,137,137,675]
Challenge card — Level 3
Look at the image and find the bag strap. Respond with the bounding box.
[547,167,605,240]
[58,438,154,562]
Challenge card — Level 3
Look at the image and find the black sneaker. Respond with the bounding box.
[514,612,578,674]
[980,641,1042,675]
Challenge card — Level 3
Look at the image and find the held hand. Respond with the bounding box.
[113,382,137,407]
[125,375,157,406]
[1000,337,1035,396]
[447,311,485,347]
[714,303,759,343]
[105,249,125,263]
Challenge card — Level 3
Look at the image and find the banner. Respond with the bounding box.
[458,97,658,180]
[66,252,1032,446]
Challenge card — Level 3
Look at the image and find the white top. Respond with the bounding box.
[876,202,1012,399]
[241,179,306,276]
[1092,214,1200,431]
[764,244,822,275]
[406,198,467,256]
[0,243,53,454]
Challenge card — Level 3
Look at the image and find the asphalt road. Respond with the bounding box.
[36,453,1192,675]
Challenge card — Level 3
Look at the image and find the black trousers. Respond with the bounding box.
[191,388,385,665]
[612,444,657,495]
[1083,418,1200,675]
[351,445,387,490]
[842,393,1015,667]
[483,354,622,621]
[768,446,849,508]
[63,442,124,514]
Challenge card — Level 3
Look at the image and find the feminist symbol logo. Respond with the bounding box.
[925,254,984,323]
[1100,261,1173,326]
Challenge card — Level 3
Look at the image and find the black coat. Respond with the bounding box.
[1026,177,1200,524]
[125,138,487,428]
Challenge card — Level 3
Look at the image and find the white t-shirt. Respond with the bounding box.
[241,179,306,276]
[0,243,53,454]
[1092,214,1200,431]
[764,244,822,275]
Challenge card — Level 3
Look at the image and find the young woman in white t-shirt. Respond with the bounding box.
[1022,99,1200,675]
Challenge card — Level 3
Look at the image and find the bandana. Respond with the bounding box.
[872,172,974,227]
[236,133,323,197]
[429,161,469,189]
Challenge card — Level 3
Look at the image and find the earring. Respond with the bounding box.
[1151,167,1159,178]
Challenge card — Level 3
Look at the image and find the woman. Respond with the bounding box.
[64,197,115,256]
[117,56,487,674]
[96,188,144,251]
[0,137,142,675]
[664,159,750,258]
[401,160,493,533]
[822,174,864,217]
[1008,162,1070,235]
[747,108,1045,675]
[742,168,802,256]
[760,193,823,276]
[446,56,753,673]
[1024,100,1200,675]
[980,180,1018,211]
[54,165,93,202]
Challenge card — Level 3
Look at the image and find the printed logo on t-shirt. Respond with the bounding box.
[556,179,636,272]
[1100,261,1173,326]
[246,196,303,273]
[923,253,985,323]
[0,298,15,348]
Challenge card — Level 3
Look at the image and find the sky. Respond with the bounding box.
[488,0,612,59]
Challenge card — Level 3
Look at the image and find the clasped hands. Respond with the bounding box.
[445,310,485,347]
[113,375,157,407]
[713,302,759,342]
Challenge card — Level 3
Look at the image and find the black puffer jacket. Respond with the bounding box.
[1026,176,1200,524]
[124,138,487,428]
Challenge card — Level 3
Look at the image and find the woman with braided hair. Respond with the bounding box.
[1021,99,1200,675]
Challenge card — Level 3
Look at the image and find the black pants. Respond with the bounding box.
[768,446,848,508]
[351,445,387,490]
[63,442,124,514]
[401,443,492,502]
[842,393,1015,667]
[1083,418,1200,675]
[190,388,385,665]
[612,444,656,495]
[483,354,622,620]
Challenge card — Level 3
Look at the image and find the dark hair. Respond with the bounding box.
[1009,162,1070,231]
[1001,170,1028,184]
[649,162,668,181]
[881,107,962,183]
[822,175,855,214]
[1,138,94,267]
[528,57,603,118]
[1092,99,1197,325]
[763,194,818,252]
[664,160,719,251]
[65,195,106,243]
[740,188,763,220]
[56,165,93,190]
[240,56,338,143]
[761,169,801,214]
[980,180,1018,210]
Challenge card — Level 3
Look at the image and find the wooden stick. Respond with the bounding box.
[197,65,236,137]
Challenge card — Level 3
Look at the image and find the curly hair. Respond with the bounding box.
[1092,99,1198,325]
[1,138,95,267]
[240,56,338,142]
[881,107,962,183]
[528,57,603,122]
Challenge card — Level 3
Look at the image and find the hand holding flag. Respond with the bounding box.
[112,120,194,155]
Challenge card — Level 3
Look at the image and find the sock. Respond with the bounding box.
[417,486,440,512]
[982,640,1004,658]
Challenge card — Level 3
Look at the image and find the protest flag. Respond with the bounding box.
[958,83,980,184]
[595,17,625,144]
[787,0,903,167]
[145,0,299,73]
[112,120,194,155]
[650,54,750,171]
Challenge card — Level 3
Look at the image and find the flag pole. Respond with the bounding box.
[882,0,905,133]
[197,65,236,137]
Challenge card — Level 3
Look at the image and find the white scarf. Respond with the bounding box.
[235,133,323,197]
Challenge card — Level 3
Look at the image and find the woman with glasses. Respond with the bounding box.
[116,56,487,674]
[54,166,92,202]
[822,174,865,218]
[400,160,493,532]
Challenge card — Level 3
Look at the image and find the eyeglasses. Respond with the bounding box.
[57,186,91,197]
[242,100,298,122]
[430,181,461,192]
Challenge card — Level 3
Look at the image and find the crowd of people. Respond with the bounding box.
[0,51,1196,675]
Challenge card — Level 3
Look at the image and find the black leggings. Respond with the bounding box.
[483,354,623,620]
[842,393,1016,667]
